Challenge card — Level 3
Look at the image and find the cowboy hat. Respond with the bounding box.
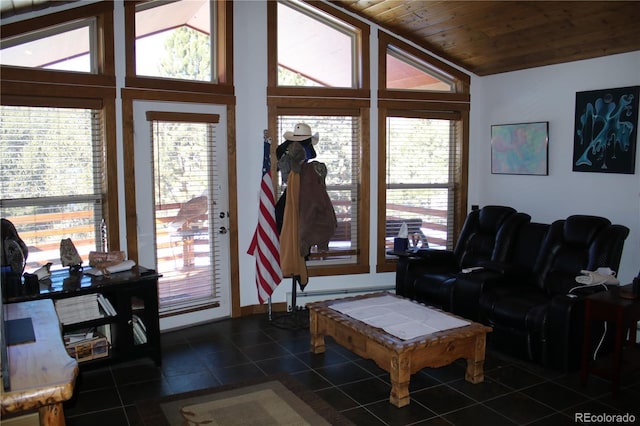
[283,123,320,145]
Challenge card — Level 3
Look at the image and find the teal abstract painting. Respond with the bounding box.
[491,122,549,175]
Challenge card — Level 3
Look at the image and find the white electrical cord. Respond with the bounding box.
[567,281,608,294]
[593,322,607,361]
[565,281,609,361]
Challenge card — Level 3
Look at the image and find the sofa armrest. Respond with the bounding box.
[411,248,457,267]
[545,294,588,371]
[478,260,534,279]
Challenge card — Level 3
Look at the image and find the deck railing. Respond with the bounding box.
[5,201,448,272]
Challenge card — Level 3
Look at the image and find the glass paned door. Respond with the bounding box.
[151,120,220,312]
[134,101,230,326]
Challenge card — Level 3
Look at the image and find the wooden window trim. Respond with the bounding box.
[377,107,470,272]
[146,111,220,124]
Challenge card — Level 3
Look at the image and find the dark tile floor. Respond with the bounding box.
[63,313,640,426]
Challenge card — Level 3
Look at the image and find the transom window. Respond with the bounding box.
[386,46,455,92]
[135,0,214,83]
[277,0,360,88]
[0,18,96,73]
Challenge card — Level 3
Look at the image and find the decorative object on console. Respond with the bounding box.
[393,222,409,251]
[573,86,639,174]
[33,262,53,280]
[60,238,82,269]
[1,218,28,276]
[491,121,549,175]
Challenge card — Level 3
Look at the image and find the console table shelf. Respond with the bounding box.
[7,266,162,368]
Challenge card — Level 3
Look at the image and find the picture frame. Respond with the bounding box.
[573,86,639,174]
[491,121,549,175]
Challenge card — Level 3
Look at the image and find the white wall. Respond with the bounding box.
[469,52,640,284]
[234,1,393,308]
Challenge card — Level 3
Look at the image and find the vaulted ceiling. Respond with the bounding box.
[331,0,640,75]
[3,1,639,76]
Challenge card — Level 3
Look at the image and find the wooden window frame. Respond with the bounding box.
[377,31,470,272]
[267,0,370,98]
[268,1,371,277]
[0,1,115,87]
[268,100,371,277]
[1,3,120,251]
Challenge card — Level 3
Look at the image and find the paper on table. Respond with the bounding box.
[84,259,136,276]
[330,295,470,340]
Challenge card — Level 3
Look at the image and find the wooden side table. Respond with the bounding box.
[580,284,640,397]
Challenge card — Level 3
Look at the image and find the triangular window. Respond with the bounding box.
[386,45,454,92]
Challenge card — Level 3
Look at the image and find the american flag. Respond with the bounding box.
[247,138,282,303]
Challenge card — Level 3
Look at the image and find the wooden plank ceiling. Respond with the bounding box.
[331,0,640,75]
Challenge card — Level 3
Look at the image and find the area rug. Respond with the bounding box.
[135,373,354,425]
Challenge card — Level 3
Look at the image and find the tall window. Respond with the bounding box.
[0,105,105,270]
[377,32,470,271]
[147,113,222,313]
[277,113,362,265]
[384,116,461,251]
[269,1,370,276]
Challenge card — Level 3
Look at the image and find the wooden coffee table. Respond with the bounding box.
[308,292,492,407]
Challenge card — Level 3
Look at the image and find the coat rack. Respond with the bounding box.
[270,275,308,330]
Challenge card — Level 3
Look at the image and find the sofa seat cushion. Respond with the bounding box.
[413,272,456,309]
[480,286,549,329]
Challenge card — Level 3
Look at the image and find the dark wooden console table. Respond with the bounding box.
[580,283,640,397]
[7,266,162,368]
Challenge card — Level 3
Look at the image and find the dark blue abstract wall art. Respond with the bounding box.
[573,86,639,174]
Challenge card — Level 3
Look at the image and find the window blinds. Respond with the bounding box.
[0,105,104,269]
[277,114,361,262]
[385,116,459,250]
[149,118,221,314]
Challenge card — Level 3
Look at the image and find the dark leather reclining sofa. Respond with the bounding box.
[395,205,630,371]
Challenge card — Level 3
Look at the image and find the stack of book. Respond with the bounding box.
[97,294,117,316]
[132,314,147,344]
[54,294,117,325]
[64,328,109,362]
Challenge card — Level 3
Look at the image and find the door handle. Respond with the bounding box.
[219,226,228,234]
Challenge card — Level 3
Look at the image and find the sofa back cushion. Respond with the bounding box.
[505,221,549,277]
[535,215,629,295]
[455,206,524,268]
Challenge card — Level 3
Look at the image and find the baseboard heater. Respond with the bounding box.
[286,286,395,311]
